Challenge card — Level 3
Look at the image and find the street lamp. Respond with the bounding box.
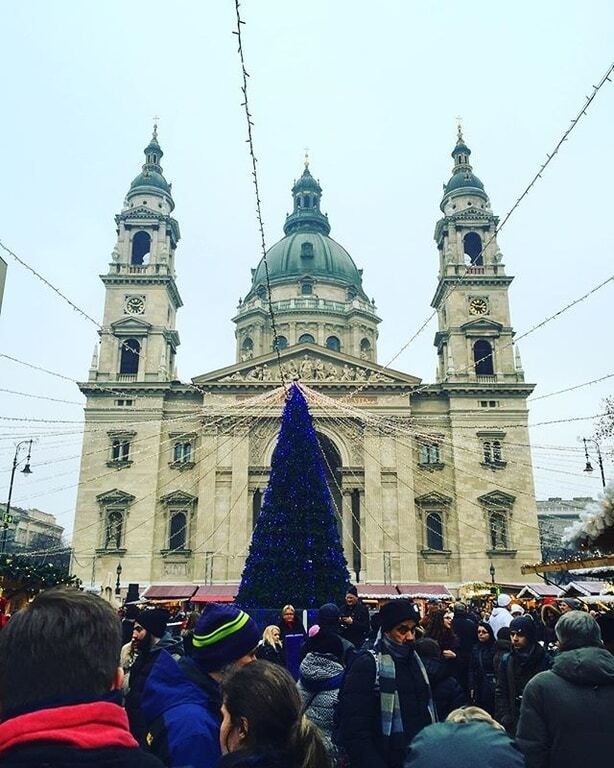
[115,562,123,596]
[2,440,34,555]
[489,561,496,585]
[582,437,606,489]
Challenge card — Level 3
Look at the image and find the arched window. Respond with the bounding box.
[273,335,288,351]
[474,339,494,375]
[241,337,254,360]
[298,333,315,344]
[489,512,508,550]
[105,510,123,549]
[169,511,187,551]
[131,232,151,265]
[463,232,483,266]
[252,489,262,529]
[326,336,341,352]
[360,338,372,360]
[426,512,444,551]
[120,339,140,375]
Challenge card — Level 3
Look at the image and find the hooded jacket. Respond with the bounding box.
[297,652,344,755]
[418,655,466,720]
[0,699,164,768]
[516,645,614,768]
[140,650,222,768]
[495,642,551,736]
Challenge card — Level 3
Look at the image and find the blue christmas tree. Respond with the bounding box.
[237,383,350,608]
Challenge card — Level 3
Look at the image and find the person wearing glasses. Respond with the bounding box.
[495,615,551,736]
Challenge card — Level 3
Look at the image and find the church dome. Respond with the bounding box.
[252,231,363,288]
[444,169,485,194]
[126,125,174,208]
[130,168,171,193]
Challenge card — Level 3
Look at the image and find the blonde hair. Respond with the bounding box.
[282,604,295,615]
[446,706,505,731]
[262,625,281,646]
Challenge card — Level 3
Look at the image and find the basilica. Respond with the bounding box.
[72,127,542,590]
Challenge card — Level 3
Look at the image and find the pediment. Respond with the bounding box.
[96,488,135,506]
[160,490,198,506]
[460,318,503,334]
[192,343,422,388]
[110,316,152,334]
[477,490,516,508]
[415,491,452,507]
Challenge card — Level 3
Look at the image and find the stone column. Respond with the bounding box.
[193,426,218,584]
[395,436,419,580]
[228,425,250,582]
[363,429,383,582]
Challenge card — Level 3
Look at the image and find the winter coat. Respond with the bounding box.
[516,645,614,768]
[495,642,551,736]
[277,616,306,640]
[404,721,524,768]
[419,655,466,720]
[125,632,184,744]
[297,652,344,756]
[0,699,164,768]
[255,640,285,666]
[539,605,560,648]
[488,607,512,638]
[493,638,511,676]
[337,649,433,768]
[451,614,477,691]
[140,650,222,768]
[216,748,297,768]
[468,641,497,714]
[339,600,371,648]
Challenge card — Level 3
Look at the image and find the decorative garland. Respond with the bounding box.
[0,554,80,598]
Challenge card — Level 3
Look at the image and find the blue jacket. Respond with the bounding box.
[141,650,222,768]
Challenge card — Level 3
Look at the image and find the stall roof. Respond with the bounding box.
[560,581,607,596]
[142,584,198,601]
[192,585,237,603]
[517,584,561,598]
[357,585,401,599]
[398,583,452,599]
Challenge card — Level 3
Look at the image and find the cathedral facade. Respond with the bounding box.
[72,127,542,590]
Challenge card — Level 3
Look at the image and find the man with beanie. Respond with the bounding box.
[125,608,183,743]
[516,611,614,768]
[0,588,164,768]
[451,603,477,694]
[488,594,513,638]
[495,614,550,736]
[340,584,371,648]
[338,599,436,768]
[317,602,355,664]
[141,603,259,768]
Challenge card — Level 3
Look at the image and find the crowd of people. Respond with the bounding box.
[0,585,612,768]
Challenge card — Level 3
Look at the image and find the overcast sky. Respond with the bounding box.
[1,1,613,539]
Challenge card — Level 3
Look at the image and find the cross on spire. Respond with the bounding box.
[152,115,160,140]
[304,146,310,169]
[456,116,464,142]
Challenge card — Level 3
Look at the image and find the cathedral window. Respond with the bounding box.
[131,231,151,265]
[473,339,494,375]
[120,338,140,375]
[104,509,124,550]
[419,442,441,466]
[298,333,315,344]
[168,511,187,551]
[252,489,262,529]
[326,336,341,352]
[301,282,313,295]
[300,242,314,258]
[273,335,288,351]
[241,337,254,360]
[463,232,483,266]
[111,439,131,463]
[360,338,372,360]
[426,512,444,551]
[173,441,192,465]
[482,440,505,467]
[489,512,508,550]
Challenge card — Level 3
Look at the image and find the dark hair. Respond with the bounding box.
[424,609,458,646]
[0,588,122,715]
[221,661,330,768]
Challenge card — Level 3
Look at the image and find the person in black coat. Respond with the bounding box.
[277,604,306,640]
[339,585,371,648]
[0,588,164,768]
[255,625,285,666]
[451,603,477,694]
[338,600,435,768]
[495,615,551,736]
[415,638,466,720]
[468,621,497,715]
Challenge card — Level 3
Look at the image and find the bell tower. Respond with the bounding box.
[93,126,182,383]
[432,127,523,384]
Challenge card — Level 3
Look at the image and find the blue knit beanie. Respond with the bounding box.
[510,614,536,643]
[191,604,260,672]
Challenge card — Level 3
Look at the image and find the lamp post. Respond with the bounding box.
[115,562,123,596]
[582,437,606,489]
[489,561,496,585]
[2,440,34,555]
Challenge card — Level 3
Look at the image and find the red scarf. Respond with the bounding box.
[0,701,138,754]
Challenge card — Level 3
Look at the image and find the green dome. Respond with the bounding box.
[251,231,363,289]
[129,169,171,193]
[444,170,485,194]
